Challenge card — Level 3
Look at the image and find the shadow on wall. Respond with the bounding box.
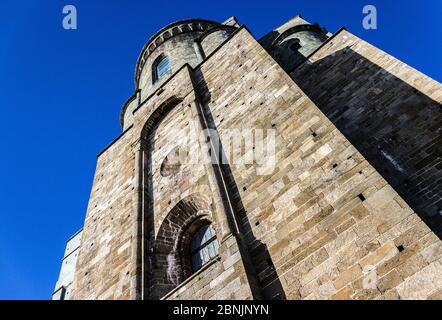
[139,86,286,300]
[192,67,287,300]
[260,30,308,71]
[292,47,442,238]
[138,97,186,299]
[152,194,214,299]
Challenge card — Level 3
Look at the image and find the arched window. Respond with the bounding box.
[289,39,301,52]
[153,55,170,82]
[189,224,219,272]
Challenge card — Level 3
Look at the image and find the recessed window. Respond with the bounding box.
[153,55,170,82]
[289,39,301,52]
[190,224,219,272]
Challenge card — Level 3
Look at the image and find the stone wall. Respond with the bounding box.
[71,23,442,300]
[164,235,252,300]
[194,27,442,299]
[200,28,234,57]
[122,19,239,130]
[72,61,255,300]
[138,32,202,102]
[292,30,442,238]
[138,79,252,299]
[70,125,136,299]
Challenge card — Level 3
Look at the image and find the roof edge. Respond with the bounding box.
[134,18,222,88]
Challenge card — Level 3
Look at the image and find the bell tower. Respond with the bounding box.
[70,17,274,300]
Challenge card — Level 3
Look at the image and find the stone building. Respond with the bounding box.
[52,229,82,300]
[53,15,442,300]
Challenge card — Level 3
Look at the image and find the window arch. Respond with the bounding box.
[288,39,301,52]
[189,224,219,272]
[152,55,170,83]
[148,194,218,299]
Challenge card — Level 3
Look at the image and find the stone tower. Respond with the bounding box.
[55,15,442,300]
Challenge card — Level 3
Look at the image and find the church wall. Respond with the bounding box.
[122,92,139,131]
[200,29,234,57]
[138,32,203,103]
[70,66,196,300]
[70,128,136,299]
[133,64,255,300]
[72,60,255,299]
[291,30,442,238]
[143,84,252,300]
[163,235,253,300]
[258,15,330,71]
[70,23,442,301]
[195,27,442,300]
[259,15,311,49]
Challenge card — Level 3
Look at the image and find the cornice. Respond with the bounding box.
[134,19,222,88]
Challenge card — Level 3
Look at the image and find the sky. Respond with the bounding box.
[0,0,440,300]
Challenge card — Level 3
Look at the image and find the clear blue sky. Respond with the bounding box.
[0,0,440,300]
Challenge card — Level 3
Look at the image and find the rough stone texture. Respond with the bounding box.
[200,28,235,58]
[69,18,442,300]
[292,30,442,237]
[122,19,236,130]
[70,126,136,299]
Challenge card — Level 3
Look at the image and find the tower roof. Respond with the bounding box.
[134,19,222,88]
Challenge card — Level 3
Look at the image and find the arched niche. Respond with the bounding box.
[269,24,329,71]
[147,194,219,299]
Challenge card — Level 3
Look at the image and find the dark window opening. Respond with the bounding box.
[153,55,170,83]
[289,40,301,52]
[190,225,219,272]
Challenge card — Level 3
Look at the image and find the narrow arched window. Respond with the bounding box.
[190,224,219,272]
[153,55,170,82]
[289,39,301,52]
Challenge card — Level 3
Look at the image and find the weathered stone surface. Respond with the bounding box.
[67,16,442,301]
[292,29,442,238]
[396,262,442,300]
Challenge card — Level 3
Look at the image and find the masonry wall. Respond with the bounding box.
[200,29,233,57]
[72,62,254,299]
[164,235,253,300]
[291,30,442,238]
[138,32,202,102]
[70,128,136,299]
[72,25,442,300]
[141,82,252,299]
[194,27,442,299]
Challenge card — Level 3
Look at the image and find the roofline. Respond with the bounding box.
[65,228,83,243]
[119,90,140,129]
[103,25,249,159]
